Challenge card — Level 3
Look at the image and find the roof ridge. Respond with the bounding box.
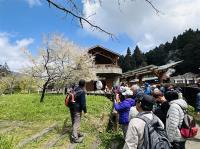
[88,45,120,56]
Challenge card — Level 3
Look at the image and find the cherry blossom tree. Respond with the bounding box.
[24,34,96,102]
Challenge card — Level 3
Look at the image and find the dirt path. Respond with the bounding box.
[0,121,68,148]
[186,125,200,149]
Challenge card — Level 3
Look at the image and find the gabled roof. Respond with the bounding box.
[121,61,183,79]
[88,45,120,57]
[157,60,183,70]
[122,65,157,78]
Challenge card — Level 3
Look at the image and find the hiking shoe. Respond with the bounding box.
[72,137,83,143]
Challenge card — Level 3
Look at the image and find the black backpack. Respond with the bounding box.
[137,114,171,149]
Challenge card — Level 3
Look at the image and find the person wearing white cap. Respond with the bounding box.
[114,87,136,138]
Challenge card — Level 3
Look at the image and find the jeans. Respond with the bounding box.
[171,141,186,149]
[196,92,200,112]
[70,110,81,139]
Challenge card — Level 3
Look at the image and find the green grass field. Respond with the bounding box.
[0,94,123,149]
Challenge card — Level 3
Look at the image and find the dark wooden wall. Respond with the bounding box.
[182,87,200,108]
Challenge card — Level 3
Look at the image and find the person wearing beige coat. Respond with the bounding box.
[123,95,164,149]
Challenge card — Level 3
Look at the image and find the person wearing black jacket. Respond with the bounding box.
[153,89,170,126]
[70,79,87,143]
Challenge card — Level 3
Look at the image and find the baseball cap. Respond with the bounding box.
[138,94,155,111]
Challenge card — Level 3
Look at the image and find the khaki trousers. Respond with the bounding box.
[70,110,81,139]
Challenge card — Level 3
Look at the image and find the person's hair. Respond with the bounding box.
[141,105,151,111]
[152,89,163,98]
[79,79,86,88]
[131,84,140,91]
[165,91,179,102]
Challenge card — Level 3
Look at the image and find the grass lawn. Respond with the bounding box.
[0,94,123,149]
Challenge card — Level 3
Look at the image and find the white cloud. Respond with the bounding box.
[0,33,34,71]
[82,0,200,52]
[24,0,41,7]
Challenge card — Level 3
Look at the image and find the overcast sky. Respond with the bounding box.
[0,0,200,71]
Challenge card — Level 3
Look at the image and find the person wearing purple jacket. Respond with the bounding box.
[114,88,136,138]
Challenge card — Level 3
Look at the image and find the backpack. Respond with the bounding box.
[65,89,84,108]
[178,108,198,138]
[65,92,75,107]
[137,113,171,149]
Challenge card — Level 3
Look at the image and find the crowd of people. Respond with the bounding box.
[66,79,199,148]
[113,82,190,149]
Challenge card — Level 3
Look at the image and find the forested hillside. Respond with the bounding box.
[0,62,10,77]
[119,29,200,74]
[119,46,147,72]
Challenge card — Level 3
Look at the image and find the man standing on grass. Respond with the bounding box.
[69,79,87,143]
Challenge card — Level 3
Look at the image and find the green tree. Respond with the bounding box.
[124,47,133,72]
[133,46,147,68]
[0,62,10,78]
[19,76,39,94]
[0,75,17,95]
[119,55,125,72]
[145,28,200,74]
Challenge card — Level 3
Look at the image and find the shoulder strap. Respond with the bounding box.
[171,103,186,128]
[71,93,75,101]
[137,112,152,125]
[74,89,84,99]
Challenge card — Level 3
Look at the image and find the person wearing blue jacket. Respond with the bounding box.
[70,80,87,143]
[144,82,151,95]
[114,88,136,138]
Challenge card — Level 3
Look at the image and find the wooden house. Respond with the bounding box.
[86,45,122,91]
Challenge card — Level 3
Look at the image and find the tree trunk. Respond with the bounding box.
[10,85,13,95]
[40,80,49,102]
[63,87,66,96]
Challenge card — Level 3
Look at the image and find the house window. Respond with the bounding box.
[176,80,184,83]
[95,54,113,64]
[188,80,194,84]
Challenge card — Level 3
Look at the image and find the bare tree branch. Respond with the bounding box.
[145,0,160,13]
[46,0,114,38]
[67,0,81,14]
[46,0,160,38]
